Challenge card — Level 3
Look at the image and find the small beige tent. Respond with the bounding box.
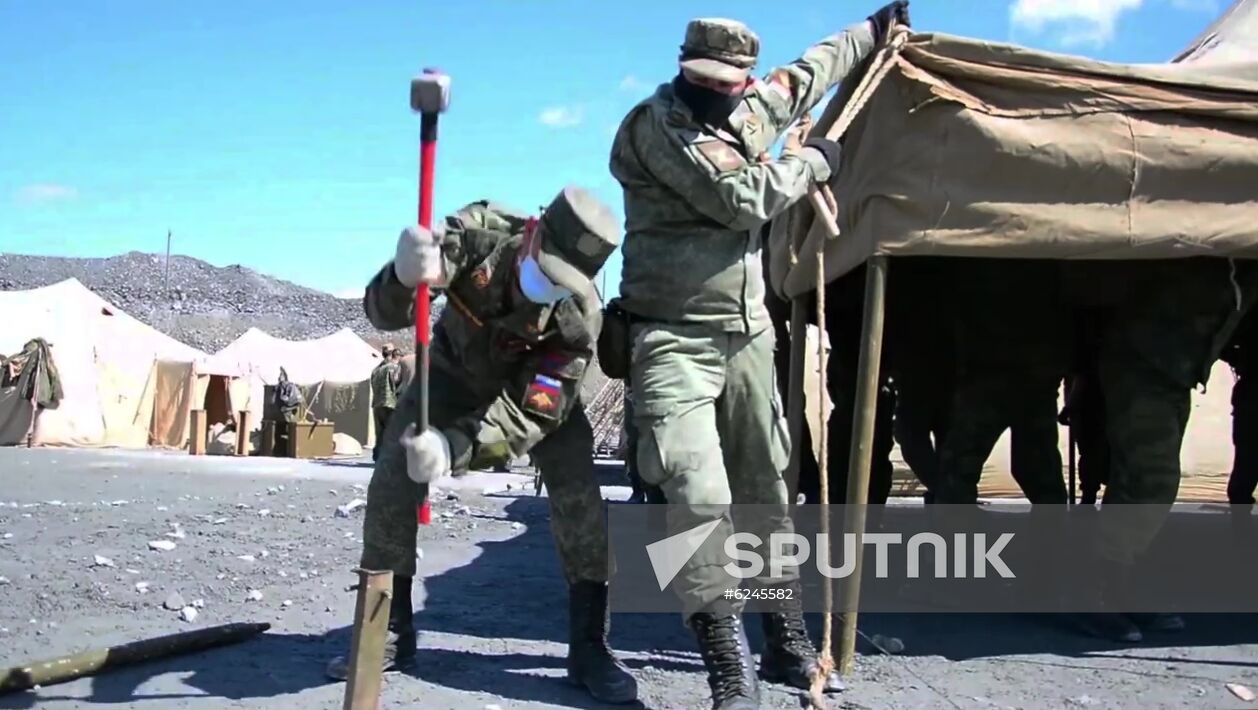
[0,279,246,449]
[205,328,383,449]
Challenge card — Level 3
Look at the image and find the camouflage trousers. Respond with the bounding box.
[1093,259,1258,565]
[935,369,1067,505]
[630,323,795,618]
[359,369,608,582]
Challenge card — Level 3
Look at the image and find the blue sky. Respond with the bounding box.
[0,0,1223,299]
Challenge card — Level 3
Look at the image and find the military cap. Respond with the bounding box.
[678,18,760,83]
[535,186,621,296]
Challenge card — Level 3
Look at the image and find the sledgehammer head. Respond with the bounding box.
[410,68,451,115]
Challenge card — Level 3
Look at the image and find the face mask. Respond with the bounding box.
[517,254,572,304]
[672,74,743,128]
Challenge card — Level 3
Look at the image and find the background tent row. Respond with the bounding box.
[0,279,384,451]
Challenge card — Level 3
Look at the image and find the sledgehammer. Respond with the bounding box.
[410,68,451,526]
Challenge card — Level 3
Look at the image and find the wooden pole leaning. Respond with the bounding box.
[835,255,889,676]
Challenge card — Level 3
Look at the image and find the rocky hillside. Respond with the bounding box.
[0,251,429,352]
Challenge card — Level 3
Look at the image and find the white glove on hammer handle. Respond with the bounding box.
[394,225,446,288]
[401,424,452,484]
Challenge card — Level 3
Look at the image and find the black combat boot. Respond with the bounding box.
[1073,563,1142,643]
[689,613,760,710]
[758,583,844,693]
[567,581,638,704]
[325,575,417,680]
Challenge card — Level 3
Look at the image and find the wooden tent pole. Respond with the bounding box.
[836,254,889,676]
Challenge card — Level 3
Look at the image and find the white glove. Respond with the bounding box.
[393,225,445,288]
[400,424,452,484]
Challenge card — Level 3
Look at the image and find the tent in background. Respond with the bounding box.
[206,327,382,449]
[0,279,246,449]
[1174,0,1257,64]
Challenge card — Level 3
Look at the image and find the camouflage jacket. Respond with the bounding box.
[363,201,601,471]
[370,360,401,409]
[609,22,875,333]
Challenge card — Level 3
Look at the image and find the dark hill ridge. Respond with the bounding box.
[0,250,620,449]
[0,251,423,353]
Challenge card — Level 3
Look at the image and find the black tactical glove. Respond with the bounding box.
[868,0,910,44]
[803,137,843,176]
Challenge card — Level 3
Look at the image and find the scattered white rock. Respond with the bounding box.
[267,487,280,495]
[1228,684,1257,703]
[166,525,186,540]
[301,515,314,523]
[216,573,227,580]
[258,509,271,517]
[46,500,63,506]
[416,548,425,560]
[125,568,140,575]
[1067,694,1099,707]
[259,549,270,559]
[351,484,366,493]
[148,540,177,552]
[213,518,228,525]
[2,533,13,540]
[511,522,523,531]
[335,499,367,518]
[0,576,10,585]
[192,599,205,609]
[246,589,264,602]
[299,572,309,580]
[93,554,116,568]
[282,600,292,608]
[164,592,186,610]
[485,704,504,710]
[110,500,129,506]
[179,606,199,623]
[156,506,169,512]
[237,555,256,563]
[278,571,287,578]
[328,489,338,496]
[135,582,150,593]
[236,503,251,510]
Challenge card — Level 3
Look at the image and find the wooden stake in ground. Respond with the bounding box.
[342,569,394,710]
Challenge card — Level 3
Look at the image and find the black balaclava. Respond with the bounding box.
[672,74,743,128]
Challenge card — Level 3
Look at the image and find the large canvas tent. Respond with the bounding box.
[0,279,246,448]
[205,328,383,448]
[768,2,1258,501]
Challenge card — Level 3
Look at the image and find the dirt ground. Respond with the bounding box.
[2,447,1258,710]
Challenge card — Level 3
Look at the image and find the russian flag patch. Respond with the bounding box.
[523,373,563,420]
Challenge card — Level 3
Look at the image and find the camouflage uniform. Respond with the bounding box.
[886,258,956,502]
[329,190,637,704]
[610,15,879,702]
[369,354,401,462]
[1224,308,1258,505]
[1060,258,1258,642]
[934,259,1069,505]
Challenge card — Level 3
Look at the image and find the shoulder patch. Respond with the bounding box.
[767,70,796,101]
[522,373,563,421]
[694,139,748,173]
[471,266,491,289]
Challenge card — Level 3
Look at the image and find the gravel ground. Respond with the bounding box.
[2,448,1258,709]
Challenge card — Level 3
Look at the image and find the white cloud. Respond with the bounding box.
[538,105,584,128]
[14,183,78,205]
[618,75,646,92]
[333,287,362,299]
[1010,0,1144,47]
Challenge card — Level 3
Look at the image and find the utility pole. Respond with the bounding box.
[164,229,172,298]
